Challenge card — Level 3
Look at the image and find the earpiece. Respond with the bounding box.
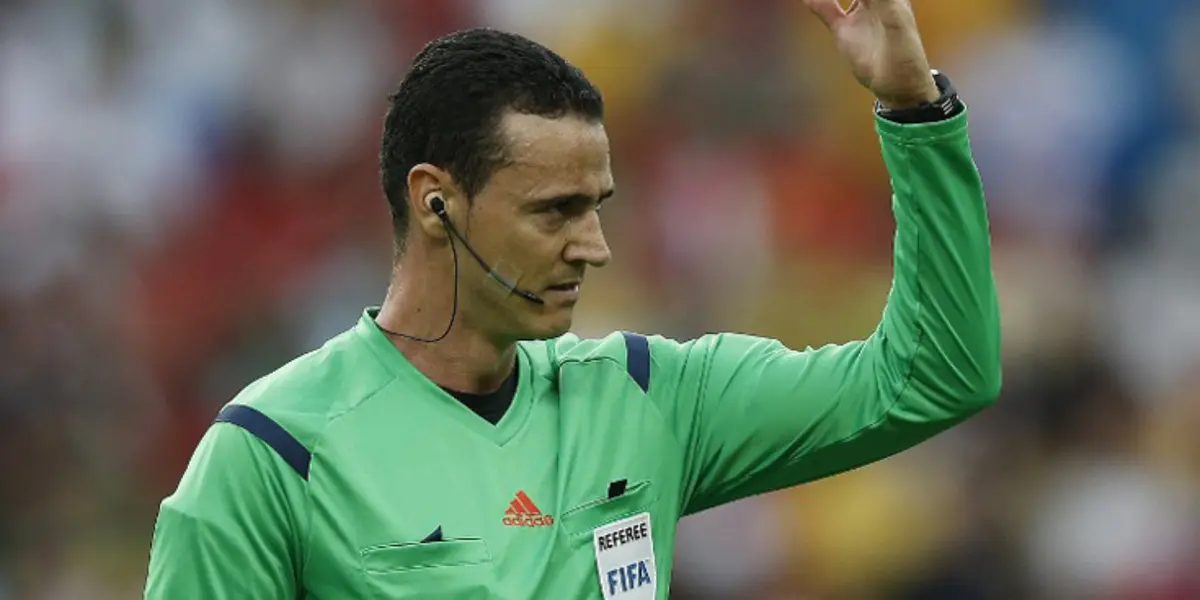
[428,194,447,219]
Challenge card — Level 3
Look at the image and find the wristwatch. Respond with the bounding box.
[874,70,964,124]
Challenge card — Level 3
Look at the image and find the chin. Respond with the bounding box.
[522,311,574,340]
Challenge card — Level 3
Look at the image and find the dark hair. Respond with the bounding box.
[380,28,604,249]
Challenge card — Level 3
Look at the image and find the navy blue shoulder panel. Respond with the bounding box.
[622,332,651,393]
[214,404,311,480]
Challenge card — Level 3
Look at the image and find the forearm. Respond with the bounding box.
[873,110,1001,411]
[671,1,998,511]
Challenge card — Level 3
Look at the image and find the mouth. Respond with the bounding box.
[547,279,578,291]
[545,281,582,296]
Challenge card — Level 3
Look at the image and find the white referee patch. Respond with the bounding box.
[593,512,657,600]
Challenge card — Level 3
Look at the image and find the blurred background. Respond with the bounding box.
[1,0,1199,598]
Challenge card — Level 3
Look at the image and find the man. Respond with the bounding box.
[144,0,1001,598]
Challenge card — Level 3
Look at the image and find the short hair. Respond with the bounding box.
[380,28,605,250]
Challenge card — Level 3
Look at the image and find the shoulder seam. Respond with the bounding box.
[214,405,311,480]
[557,355,622,368]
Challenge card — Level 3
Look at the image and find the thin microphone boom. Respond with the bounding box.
[375,195,544,344]
[432,199,545,305]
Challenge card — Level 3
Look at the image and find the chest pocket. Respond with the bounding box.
[556,481,662,599]
[560,480,658,539]
[360,538,494,600]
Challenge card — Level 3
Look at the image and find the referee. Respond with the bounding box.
[145,1,1001,598]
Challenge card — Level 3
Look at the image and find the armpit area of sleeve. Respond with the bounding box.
[151,503,237,566]
[145,503,254,598]
[875,108,969,144]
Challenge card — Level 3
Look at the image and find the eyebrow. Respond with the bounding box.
[530,188,615,209]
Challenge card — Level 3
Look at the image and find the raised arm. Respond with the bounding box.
[645,0,1001,514]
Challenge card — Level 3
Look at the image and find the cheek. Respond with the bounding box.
[506,219,565,264]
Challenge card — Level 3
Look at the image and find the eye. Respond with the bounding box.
[548,198,592,218]
[530,194,611,224]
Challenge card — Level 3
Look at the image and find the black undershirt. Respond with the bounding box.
[441,361,519,425]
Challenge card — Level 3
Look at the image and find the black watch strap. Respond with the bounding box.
[875,70,964,124]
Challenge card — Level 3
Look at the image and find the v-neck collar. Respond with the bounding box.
[354,308,534,447]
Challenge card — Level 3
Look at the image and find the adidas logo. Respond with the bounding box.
[502,490,554,527]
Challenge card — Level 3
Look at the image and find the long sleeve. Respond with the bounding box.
[647,110,1001,515]
[145,423,308,599]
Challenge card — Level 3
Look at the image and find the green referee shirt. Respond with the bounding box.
[145,111,1001,600]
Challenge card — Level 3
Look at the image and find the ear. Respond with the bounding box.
[407,164,457,241]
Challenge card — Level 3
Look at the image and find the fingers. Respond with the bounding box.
[804,0,846,29]
[857,0,915,9]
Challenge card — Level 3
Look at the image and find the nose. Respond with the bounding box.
[563,210,611,268]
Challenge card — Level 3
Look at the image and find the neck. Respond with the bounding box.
[377,259,517,395]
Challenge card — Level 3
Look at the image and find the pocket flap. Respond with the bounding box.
[559,480,658,537]
[361,538,492,574]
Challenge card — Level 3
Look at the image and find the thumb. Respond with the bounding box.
[804,0,847,29]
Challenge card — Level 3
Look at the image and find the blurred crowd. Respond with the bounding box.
[1,0,1198,598]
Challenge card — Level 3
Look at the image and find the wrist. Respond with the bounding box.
[874,70,963,124]
[876,84,941,111]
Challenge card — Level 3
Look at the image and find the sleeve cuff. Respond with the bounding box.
[875,107,969,144]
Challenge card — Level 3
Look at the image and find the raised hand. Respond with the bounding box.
[804,0,940,109]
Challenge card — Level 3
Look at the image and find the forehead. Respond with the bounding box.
[490,112,613,198]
